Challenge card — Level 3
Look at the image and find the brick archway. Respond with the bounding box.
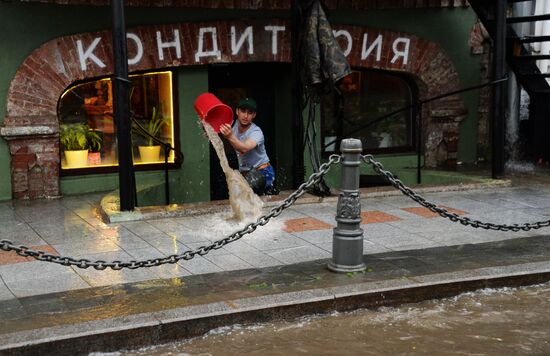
[1,21,465,199]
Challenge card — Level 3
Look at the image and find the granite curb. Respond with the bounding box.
[1,261,548,356]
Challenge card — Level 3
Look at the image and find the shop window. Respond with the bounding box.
[321,69,415,154]
[58,71,177,172]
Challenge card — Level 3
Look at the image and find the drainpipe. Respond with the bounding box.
[111,0,136,210]
[506,71,520,162]
[538,1,550,77]
[291,0,305,189]
[492,0,507,179]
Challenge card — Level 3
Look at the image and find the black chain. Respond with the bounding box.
[362,154,550,232]
[0,155,342,271]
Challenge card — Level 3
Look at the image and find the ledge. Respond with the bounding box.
[0,125,58,139]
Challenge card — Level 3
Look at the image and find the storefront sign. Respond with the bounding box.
[73,20,411,73]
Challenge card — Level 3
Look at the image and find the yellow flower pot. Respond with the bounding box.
[139,145,161,163]
[64,150,89,168]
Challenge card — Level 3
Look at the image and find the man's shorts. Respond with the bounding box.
[258,164,275,188]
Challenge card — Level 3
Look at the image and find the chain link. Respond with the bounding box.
[0,154,341,271]
[362,154,550,232]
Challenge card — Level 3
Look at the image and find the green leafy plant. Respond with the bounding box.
[60,123,102,152]
[133,107,170,146]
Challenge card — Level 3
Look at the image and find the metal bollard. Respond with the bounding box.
[328,138,366,273]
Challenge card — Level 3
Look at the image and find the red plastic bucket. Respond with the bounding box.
[193,93,233,133]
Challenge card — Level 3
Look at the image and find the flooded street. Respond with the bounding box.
[107,283,550,355]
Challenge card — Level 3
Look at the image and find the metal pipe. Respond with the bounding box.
[492,0,507,179]
[328,138,366,273]
[291,0,305,189]
[111,0,136,210]
[416,102,422,184]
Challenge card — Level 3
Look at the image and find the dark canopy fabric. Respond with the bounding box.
[301,0,351,94]
[295,0,351,197]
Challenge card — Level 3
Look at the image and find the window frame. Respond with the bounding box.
[320,68,418,157]
[57,69,182,176]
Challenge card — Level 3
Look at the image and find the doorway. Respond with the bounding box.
[208,63,280,200]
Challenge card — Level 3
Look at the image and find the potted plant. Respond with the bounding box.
[133,106,170,163]
[87,129,103,165]
[60,123,102,168]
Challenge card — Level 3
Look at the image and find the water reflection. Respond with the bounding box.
[100,283,550,355]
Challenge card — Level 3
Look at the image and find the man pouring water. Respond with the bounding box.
[219,97,279,196]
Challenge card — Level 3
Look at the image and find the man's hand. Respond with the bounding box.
[219,123,233,138]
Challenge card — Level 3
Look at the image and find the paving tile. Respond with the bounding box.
[2,221,39,236]
[265,245,331,264]
[241,232,310,251]
[0,245,59,265]
[125,248,192,279]
[400,206,467,218]
[107,235,152,250]
[220,239,263,254]
[34,224,102,244]
[203,253,254,271]
[273,207,309,219]
[71,251,158,287]
[138,235,188,255]
[0,278,15,301]
[177,255,223,275]
[283,217,333,233]
[166,230,215,245]
[370,233,435,248]
[387,218,459,233]
[360,198,401,211]
[290,229,333,245]
[416,230,485,245]
[361,210,402,224]
[362,240,392,254]
[121,221,163,236]
[228,250,284,268]
[0,260,77,283]
[147,218,183,233]
[5,274,90,298]
[183,242,233,258]
[0,251,29,266]
[52,240,122,256]
[362,223,411,237]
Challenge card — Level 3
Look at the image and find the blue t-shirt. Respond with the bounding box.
[232,122,270,172]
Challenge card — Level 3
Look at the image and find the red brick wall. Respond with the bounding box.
[2,20,465,199]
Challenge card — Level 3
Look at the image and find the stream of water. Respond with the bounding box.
[202,121,263,222]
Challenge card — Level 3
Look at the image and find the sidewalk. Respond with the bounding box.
[1,178,550,353]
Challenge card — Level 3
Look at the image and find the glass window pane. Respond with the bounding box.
[322,70,414,153]
[58,71,175,170]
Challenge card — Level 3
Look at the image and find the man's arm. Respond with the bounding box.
[219,123,257,154]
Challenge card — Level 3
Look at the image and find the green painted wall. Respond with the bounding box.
[0,3,481,201]
[273,66,293,190]
[177,66,211,203]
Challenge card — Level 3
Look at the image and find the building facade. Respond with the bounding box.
[0,0,490,204]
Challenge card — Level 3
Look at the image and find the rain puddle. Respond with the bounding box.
[202,121,263,223]
[97,283,550,355]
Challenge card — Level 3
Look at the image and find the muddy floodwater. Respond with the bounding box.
[103,283,550,355]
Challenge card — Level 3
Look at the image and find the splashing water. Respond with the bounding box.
[201,121,264,222]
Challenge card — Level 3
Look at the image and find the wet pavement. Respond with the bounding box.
[1,178,550,354]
